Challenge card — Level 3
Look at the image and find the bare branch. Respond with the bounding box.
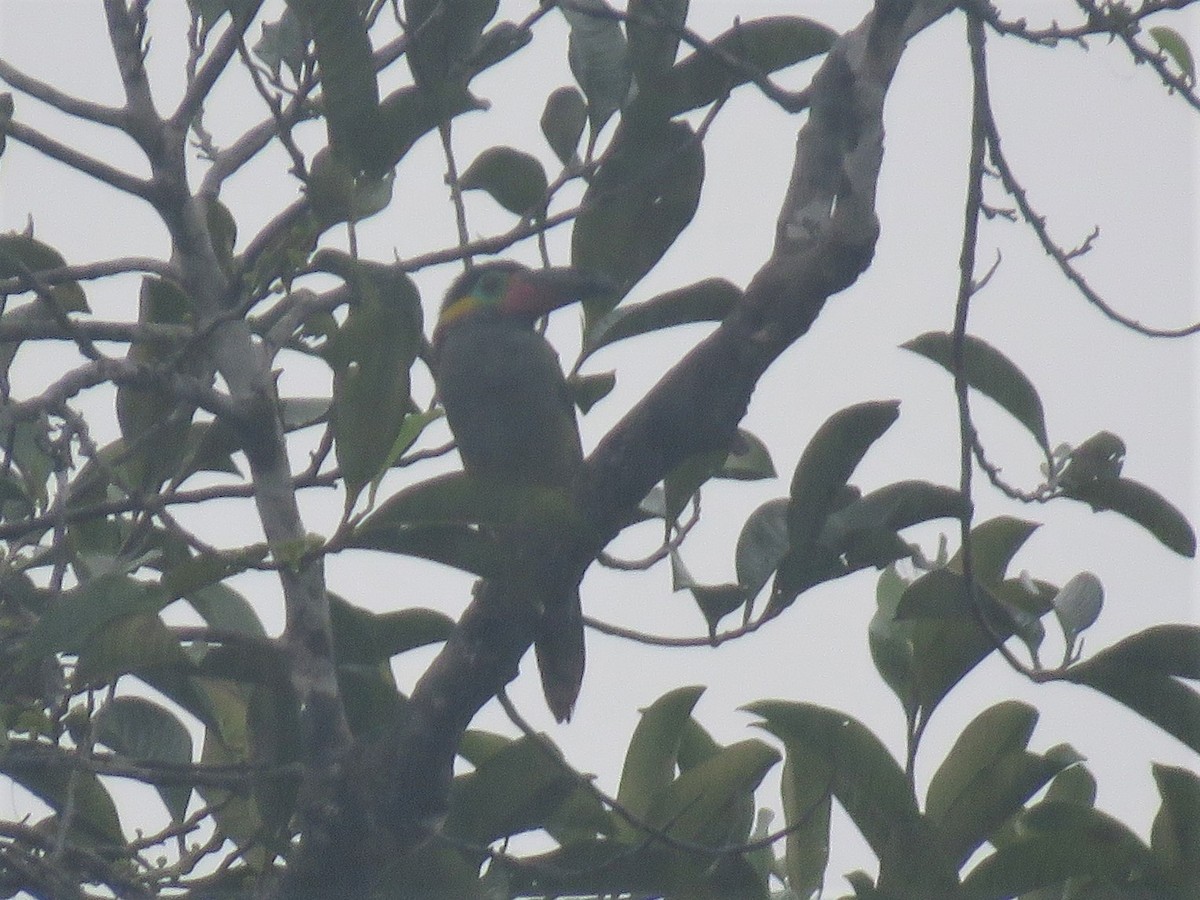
[0,58,126,128]
[1,118,153,200]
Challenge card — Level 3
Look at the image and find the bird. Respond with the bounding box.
[431,260,608,722]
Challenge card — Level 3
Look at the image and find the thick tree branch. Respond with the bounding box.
[0,59,127,128]
[304,1,959,887]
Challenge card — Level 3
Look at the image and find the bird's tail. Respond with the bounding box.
[535,588,585,723]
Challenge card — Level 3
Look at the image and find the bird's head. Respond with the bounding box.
[433,261,610,347]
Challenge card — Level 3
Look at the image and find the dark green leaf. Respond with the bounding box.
[540,86,587,166]
[627,0,689,92]
[97,696,193,824]
[961,803,1153,900]
[322,257,421,502]
[769,401,899,611]
[460,146,548,216]
[329,595,453,665]
[735,497,789,601]
[0,92,12,158]
[822,480,967,544]
[1059,431,1126,486]
[186,582,266,636]
[1066,625,1200,753]
[1150,763,1200,888]
[568,369,616,413]
[572,118,704,318]
[583,277,740,357]
[1062,474,1196,558]
[655,16,835,117]
[903,331,1049,450]
[404,0,498,96]
[288,0,385,174]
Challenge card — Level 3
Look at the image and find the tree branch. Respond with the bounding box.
[0,59,127,128]
[1,119,153,200]
[333,0,957,879]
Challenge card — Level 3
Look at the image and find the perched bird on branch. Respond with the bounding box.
[432,261,608,722]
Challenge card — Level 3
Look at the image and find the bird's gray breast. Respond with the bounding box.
[436,321,582,485]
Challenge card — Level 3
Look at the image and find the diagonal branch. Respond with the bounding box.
[1,119,154,200]
[0,59,127,128]
[314,0,960,884]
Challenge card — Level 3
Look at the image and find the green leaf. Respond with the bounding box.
[615,685,705,837]
[780,746,832,900]
[404,0,498,97]
[350,472,579,575]
[445,734,577,844]
[926,702,1078,868]
[322,257,422,502]
[769,401,900,611]
[1062,474,1196,558]
[786,401,900,552]
[20,574,169,667]
[717,428,776,481]
[306,147,395,226]
[253,6,308,79]
[627,0,688,93]
[97,696,193,824]
[0,92,13,158]
[540,86,587,166]
[75,612,191,685]
[646,739,779,846]
[748,701,958,894]
[1058,430,1125,485]
[822,480,967,544]
[329,595,453,665]
[583,277,741,357]
[0,742,124,847]
[460,146,548,216]
[869,566,916,717]
[289,0,385,174]
[0,232,89,313]
[1150,26,1196,84]
[568,369,616,413]
[572,118,704,317]
[947,516,1041,585]
[1150,763,1200,889]
[961,803,1153,900]
[561,0,632,135]
[1066,625,1200,753]
[185,582,266,636]
[735,497,790,602]
[903,331,1049,450]
[655,16,835,117]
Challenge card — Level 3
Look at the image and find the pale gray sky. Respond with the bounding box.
[1,1,1197,893]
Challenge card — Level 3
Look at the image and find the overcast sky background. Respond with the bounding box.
[1,0,1197,892]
